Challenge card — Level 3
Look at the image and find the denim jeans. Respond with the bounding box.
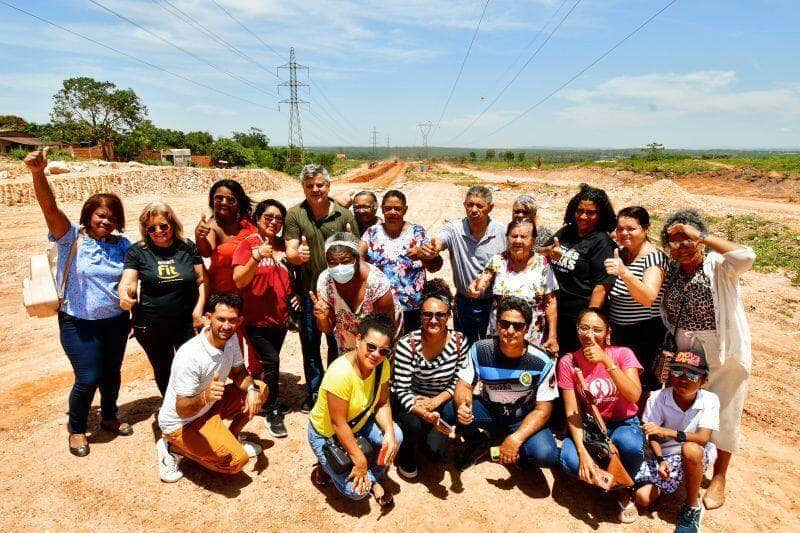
[454,294,492,346]
[560,415,645,478]
[133,320,194,396]
[307,420,403,500]
[299,293,339,398]
[442,398,560,468]
[245,325,288,411]
[58,311,130,434]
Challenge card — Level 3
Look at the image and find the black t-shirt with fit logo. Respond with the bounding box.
[549,227,617,319]
[124,239,203,326]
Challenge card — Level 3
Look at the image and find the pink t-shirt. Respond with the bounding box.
[557,346,642,421]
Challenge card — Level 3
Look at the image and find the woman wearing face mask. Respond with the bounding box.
[604,206,669,408]
[467,219,559,353]
[119,202,206,396]
[391,279,469,479]
[362,190,442,334]
[312,232,401,354]
[558,307,644,524]
[659,208,754,510]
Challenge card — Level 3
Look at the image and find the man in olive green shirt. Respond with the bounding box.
[285,164,357,410]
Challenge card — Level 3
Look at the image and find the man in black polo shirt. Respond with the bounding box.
[285,164,357,411]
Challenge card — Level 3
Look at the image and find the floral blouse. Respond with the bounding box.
[485,252,559,345]
[363,223,429,311]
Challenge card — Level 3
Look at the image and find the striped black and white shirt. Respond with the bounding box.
[608,250,670,325]
[391,329,470,413]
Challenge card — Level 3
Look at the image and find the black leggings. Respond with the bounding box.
[133,320,195,396]
[612,316,667,391]
[245,325,287,412]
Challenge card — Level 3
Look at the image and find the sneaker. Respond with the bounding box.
[675,503,703,533]
[397,458,418,479]
[237,436,262,458]
[265,410,288,438]
[156,438,183,483]
[300,397,314,414]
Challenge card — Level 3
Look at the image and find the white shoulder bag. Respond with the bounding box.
[22,231,83,318]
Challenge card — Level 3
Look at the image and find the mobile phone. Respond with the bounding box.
[435,418,452,434]
[490,446,500,462]
[377,446,387,466]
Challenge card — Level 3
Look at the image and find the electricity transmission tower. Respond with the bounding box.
[278,47,308,164]
[370,126,379,157]
[417,121,433,160]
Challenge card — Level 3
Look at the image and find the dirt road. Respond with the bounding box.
[0,164,797,531]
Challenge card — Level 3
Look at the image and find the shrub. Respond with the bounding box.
[11,149,27,160]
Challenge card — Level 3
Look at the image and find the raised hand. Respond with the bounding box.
[537,237,562,261]
[298,235,311,263]
[466,277,484,299]
[667,222,701,242]
[257,240,273,261]
[196,213,211,241]
[309,291,330,320]
[346,223,353,234]
[582,332,607,364]
[24,147,49,174]
[203,371,225,404]
[456,401,474,425]
[420,240,439,261]
[604,248,627,277]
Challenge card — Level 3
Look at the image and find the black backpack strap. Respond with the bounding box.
[348,360,385,429]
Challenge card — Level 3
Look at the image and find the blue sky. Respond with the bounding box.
[1,0,798,148]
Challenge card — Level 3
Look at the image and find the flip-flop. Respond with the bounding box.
[617,497,638,524]
[311,465,331,488]
[370,488,395,509]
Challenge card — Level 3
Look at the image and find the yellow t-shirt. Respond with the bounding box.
[309,354,390,438]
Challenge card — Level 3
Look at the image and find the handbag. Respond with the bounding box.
[22,230,83,318]
[653,267,689,383]
[572,361,634,491]
[321,361,385,474]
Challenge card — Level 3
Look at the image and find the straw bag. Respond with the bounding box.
[22,232,82,318]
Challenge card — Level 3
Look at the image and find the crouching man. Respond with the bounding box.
[156,293,268,482]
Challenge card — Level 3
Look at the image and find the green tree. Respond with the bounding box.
[0,115,27,129]
[502,150,515,162]
[232,127,269,149]
[643,141,664,161]
[468,151,477,161]
[50,77,147,159]
[185,131,214,155]
[153,128,186,149]
[517,152,526,162]
[210,138,253,167]
[485,149,495,161]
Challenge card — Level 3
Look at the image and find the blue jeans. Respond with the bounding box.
[300,293,339,397]
[308,420,404,500]
[454,294,492,346]
[442,398,560,468]
[560,416,645,478]
[58,312,130,434]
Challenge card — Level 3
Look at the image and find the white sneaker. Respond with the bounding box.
[156,438,183,483]
[238,436,262,458]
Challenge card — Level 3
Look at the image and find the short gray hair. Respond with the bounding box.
[299,163,330,183]
[353,190,378,205]
[324,231,360,259]
[661,208,708,248]
[465,185,493,205]
[513,194,538,214]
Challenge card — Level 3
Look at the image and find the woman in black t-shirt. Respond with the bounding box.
[538,185,617,354]
[119,202,206,395]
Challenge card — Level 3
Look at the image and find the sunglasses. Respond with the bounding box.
[365,341,392,358]
[498,319,527,331]
[146,223,170,234]
[421,311,448,321]
[261,214,284,223]
[577,324,606,335]
[213,194,238,204]
[670,368,702,382]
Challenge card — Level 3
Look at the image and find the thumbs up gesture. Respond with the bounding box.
[537,236,563,261]
[196,212,212,241]
[24,146,49,175]
[257,240,273,261]
[203,371,225,404]
[604,247,627,277]
[346,222,353,234]
[309,290,330,320]
[298,235,311,263]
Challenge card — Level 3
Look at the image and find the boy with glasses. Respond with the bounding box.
[634,351,719,533]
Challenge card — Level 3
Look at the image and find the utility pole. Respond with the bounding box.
[370,126,379,157]
[417,121,433,160]
[278,47,308,165]
[386,136,390,149]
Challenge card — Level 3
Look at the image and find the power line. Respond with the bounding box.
[87,0,277,99]
[432,0,491,139]
[475,0,679,143]
[310,77,360,138]
[0,0,279,113]
[447,0,582,144]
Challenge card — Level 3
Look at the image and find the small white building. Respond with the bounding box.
[161,148,191,167]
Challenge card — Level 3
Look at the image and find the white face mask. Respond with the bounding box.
[329,263,356,284]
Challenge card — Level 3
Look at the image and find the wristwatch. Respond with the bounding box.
[698,230,709,243]
[676,430,687,443]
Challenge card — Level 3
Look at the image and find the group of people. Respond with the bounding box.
[25,147,755,531]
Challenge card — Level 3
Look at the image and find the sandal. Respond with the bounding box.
[69,434,90,457]
[101,420,134,436]
[617,496,638,524]
[311,465,331,488]
[370,486,395,509]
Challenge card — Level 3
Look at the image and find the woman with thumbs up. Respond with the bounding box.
[605,206,669,404]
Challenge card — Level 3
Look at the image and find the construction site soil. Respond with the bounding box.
[0,159,797,531]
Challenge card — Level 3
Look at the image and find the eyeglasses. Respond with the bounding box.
[365,342,392,358]
[577,324,606,335]
[497,319,527,331]
[261,214,284,223]
[421,311,448,321]
[669,368,702,382]
[146,223,170,234]
[213,194,238,204]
